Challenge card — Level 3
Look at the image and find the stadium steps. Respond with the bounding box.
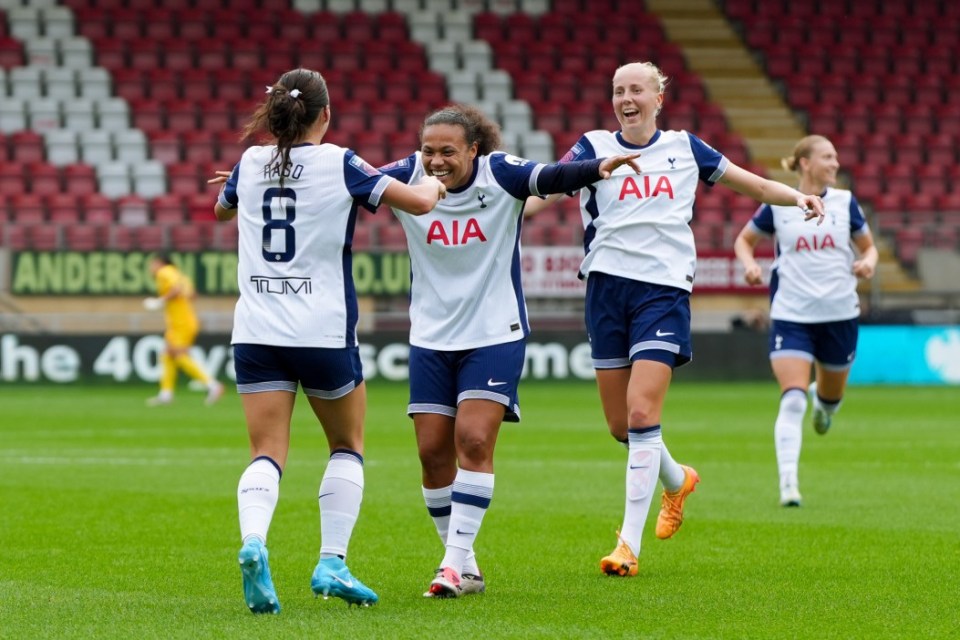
[871,239,922,293]
[646,0,920,293]
[644,0,803,185]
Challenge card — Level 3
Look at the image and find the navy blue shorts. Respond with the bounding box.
[769,318,858,370]
[585,272,692,369]
[233,343,364,399]
[408,340,525,422]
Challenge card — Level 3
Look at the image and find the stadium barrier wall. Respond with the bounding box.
[8,249,773,297]
[3,327,956,385]
[0,331,772,384]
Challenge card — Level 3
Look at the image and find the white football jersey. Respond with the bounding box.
[749,187,869,322]
[380,152,545,350]
[561,129,728,292]
[219,143,393,348]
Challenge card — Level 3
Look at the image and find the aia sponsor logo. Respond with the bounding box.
[618,175,675,200]
[426,218,487,245]
[794,235,836,251]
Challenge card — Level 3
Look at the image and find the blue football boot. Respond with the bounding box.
[310,557,379,606]
[238,539,280,614]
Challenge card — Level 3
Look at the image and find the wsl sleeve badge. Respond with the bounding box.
[348,153,381,177]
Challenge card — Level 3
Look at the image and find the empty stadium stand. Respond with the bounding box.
[0,0,956,276]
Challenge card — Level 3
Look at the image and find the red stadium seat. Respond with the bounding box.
[351,225,373,252]
[10,131,46,165]
[186,193,217,223]
[143,11,175,41]
[65,224,107,251]
[163,38,195,72]
[63,164,98,197]
[113,68,147,101]
[894,228,924,267]
[167,162,204,196]
[212,222,238,250]
[216,131,248,165]
[27,162,61,195]
[148,130,182,165]
[8,194,46,225]
[47,193,83,225]
[170,223,213,251]
[129,98,165,133]
[151,194,185,224]
[166,100,198,132]
[80,193,116,224]
[378,223,408,250]
[2,224,28,251]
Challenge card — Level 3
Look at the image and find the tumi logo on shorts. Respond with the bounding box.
[618,175,675,201]
[250,276,312,295]
[426,218,487,245]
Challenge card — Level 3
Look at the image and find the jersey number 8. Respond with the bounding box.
[262,187,296,262]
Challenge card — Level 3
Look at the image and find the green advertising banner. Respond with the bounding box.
[10,251,413,296]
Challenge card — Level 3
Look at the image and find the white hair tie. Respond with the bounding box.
[265,86,273,94]
[289,89,302,99]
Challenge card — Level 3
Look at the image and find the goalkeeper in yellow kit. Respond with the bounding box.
[143,254,224,406]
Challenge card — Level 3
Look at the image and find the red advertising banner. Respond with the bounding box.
[521,247,774,297]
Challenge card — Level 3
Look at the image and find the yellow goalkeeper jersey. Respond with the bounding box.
[156,264,198,333]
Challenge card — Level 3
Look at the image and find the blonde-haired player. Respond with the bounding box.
[143,253,224,406]
[526,60,825,577]
[734,135,878,507]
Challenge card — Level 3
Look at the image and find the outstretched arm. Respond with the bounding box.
[535,153,642,195]
[718,163,825,224]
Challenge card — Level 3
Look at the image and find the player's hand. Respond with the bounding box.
[420,175,447,200]
[798,194,825,225]
[852,258,876,279]
[599,153,642,179]
[207,170,231,185]
[142,297,164,311]
[743,263,764,285]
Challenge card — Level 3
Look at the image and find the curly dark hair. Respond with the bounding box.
[419,104,502,155]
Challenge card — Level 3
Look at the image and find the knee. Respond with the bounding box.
[417,440,451,473]
[626,403,658,429]
[455,430,495,466]
[781,388,808,414]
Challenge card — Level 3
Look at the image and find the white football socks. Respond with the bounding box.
[422,485,480,575]
[659,440,686,492]
[775,388,807,490]
[318,450,364,559]
[619,426,662,557]
[441,469,493,575]
[237,456,281,544]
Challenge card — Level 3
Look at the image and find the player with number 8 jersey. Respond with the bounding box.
[213,68,445,614]
[223,143,389,348]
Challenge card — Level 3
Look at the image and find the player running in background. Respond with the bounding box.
[378,104,641,598]
[734,134,877,507]
[143,253,224,406]
[212,68,445,614]
[525,61,825,577]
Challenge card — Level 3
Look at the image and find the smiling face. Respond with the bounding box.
[800,140,840,189]
[612,63,663,141]
[419,123,478,190]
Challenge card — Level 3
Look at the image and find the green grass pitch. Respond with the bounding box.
[1,381,957,639]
